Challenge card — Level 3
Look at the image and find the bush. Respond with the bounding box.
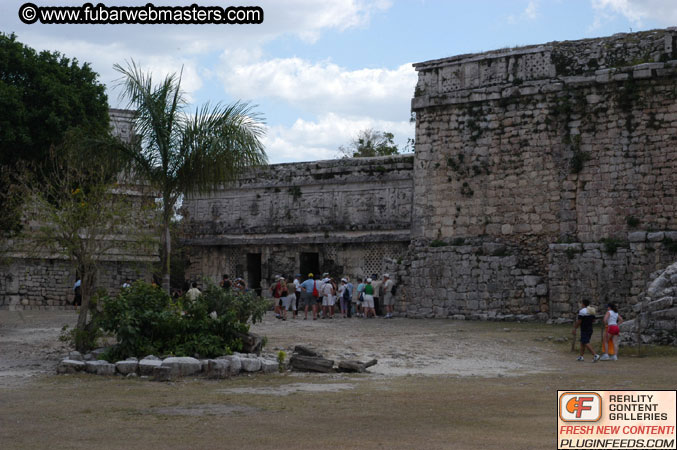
[96,281,271,360]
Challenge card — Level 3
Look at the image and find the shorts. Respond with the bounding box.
[580,330,593,344]
[383,292,394,306]
[282,294,296,311]
[607,325,620,336]
[363,294,374,309]
[300,292,315,308]
[322,296,335,307]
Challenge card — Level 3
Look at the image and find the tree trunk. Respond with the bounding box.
[162,208,171,294]
[75,266,96,352]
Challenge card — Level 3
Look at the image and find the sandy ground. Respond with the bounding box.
[251,313,556,378]
[0,310,74,387]
[0,309,564,387]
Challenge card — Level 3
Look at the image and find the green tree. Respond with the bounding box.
[339,129,400,158]
[114,61,267,293]
[2,130,153,351]
[0,33,109,233]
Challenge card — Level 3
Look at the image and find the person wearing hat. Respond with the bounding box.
[382,273,395,319]
[338,278,353,318]
[363,278,376,318]
[270,276,287,319]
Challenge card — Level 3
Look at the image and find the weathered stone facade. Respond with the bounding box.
[182,156,413,289]
[0,109,158,310]
[397,28,677,319]
[183,29,677,323]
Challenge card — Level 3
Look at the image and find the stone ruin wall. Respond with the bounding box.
[181,156,413,287]
[0,109,158,310]
[396,28,677,320]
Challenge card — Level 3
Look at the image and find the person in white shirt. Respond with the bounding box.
[185,282,201,302]
[321,277,336,319]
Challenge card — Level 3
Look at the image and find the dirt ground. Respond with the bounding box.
[1,310,676,449]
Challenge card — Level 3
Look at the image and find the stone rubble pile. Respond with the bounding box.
[57,350,280,380]
[620,261,677,346]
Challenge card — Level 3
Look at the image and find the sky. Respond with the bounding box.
[1,0,676,163]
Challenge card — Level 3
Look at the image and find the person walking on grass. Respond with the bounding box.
[600,303,623,361]
[572,299,600,362]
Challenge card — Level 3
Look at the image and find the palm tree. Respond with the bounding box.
[114,61,267,292]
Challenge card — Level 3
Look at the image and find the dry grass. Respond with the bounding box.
[1,312,676,449]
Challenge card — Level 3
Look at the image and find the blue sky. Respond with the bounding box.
[1,0,675,163]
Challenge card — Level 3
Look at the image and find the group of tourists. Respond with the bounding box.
[268,272,396,321]
[572,299,624,362]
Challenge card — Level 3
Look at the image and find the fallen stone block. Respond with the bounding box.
[153,366,172,382]
[289,354,334,373]
[337,359,377,373]
[293,345,323,357]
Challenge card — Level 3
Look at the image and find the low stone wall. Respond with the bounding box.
[387,231,677,320]
[0,258,153,310]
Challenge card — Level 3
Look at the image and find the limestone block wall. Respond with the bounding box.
[401,28,677,319]
[0,259,152,310]
[548,232,677,319]
[182,155,413,240]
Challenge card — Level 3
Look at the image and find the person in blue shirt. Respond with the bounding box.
[299,273,319,320]
[355,278,365,318]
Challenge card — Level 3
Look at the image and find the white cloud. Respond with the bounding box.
[218,55,417,122]
[591,0,677,27]
[263,113,414,163]
[508,0,540,23]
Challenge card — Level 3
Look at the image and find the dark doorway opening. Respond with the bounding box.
[299,252,319,279]
[247,253,262,296]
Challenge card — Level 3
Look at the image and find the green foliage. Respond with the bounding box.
[626,216,640,228]
[277,350,287,372]
[59,323,103,353]
[288,186,302,201]
[570,148,591,174]
[600,238,628,255]
[97,281,271,360]
[565,247,581,260]
[0,33,110,234]
[430,240,448,248]
[662,237,677,253]
[339,129,400,158]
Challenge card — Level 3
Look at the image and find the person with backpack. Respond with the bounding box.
[339,277,354,318]
[382,273,396,319]
[355,278,365,317]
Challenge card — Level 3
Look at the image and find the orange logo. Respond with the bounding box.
[559,392,602,422]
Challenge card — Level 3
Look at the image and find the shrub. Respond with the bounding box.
[430,239,448,247]
[96,281,271,360]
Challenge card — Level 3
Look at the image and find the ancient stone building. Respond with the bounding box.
[398,28,677,319]
[183,28,677,322]
[0,109,158,310]
[182,155,413,293]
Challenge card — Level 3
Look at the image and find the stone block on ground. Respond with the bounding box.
[206,359,231,379]
[289,354,334,373]
[57,359,86,374]
[116,360,139,376]
[293,345,323,357]
[153,366,172,382]
[161,357,202,377]
[85,360,116,376]
[138,358,163,376]
[240,357,262,372]
[259,359,278,373]
[217,355,242,375]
